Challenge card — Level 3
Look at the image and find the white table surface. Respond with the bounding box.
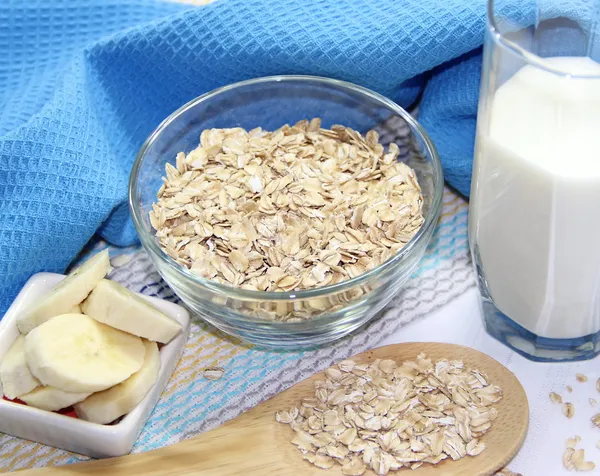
[381,288,600,475]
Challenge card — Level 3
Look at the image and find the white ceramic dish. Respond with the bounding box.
[0,272,190,458]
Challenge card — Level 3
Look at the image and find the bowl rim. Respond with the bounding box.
[129,74,444,301]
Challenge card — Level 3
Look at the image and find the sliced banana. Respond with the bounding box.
[25,313,145,393]
[67,304,82,314]
[20,386,90,412]
[81,279,181,344]
[75,340,160,424]
[0,336,40,400]
[17,250,111,334]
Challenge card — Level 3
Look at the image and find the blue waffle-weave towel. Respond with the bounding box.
[0,0,582,314]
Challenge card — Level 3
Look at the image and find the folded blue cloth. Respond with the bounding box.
[0,0,555,314]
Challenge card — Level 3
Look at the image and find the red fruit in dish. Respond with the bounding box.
[2,395,78,418]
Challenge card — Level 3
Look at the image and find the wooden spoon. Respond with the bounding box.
[17,343,529,476]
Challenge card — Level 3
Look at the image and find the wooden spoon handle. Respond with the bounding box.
[18,415,281,476]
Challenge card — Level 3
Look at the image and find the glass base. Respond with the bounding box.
[481,298,600,362]
[474,250,600,362]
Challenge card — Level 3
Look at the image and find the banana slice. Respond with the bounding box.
[75,340,160,424]
[67,304,82,314]
[0,336,40,399]
[81,279,182,344]
[25,313,146,393]
[17,250,111,334]
[20,386,90,412]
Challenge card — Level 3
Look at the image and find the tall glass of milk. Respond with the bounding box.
[470,0,600,361]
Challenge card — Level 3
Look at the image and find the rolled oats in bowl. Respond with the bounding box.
[130,76,443,347]
[150,118,424,294]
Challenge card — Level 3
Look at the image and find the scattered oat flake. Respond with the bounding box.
[592,412,600,429]
[563,402,575,419]
[576,373,588,383]
[495,469,523,476]
[110,253,133,268]
[550,391,563,404]
[590,398,598,407]
[277,353,502,474]
[578,461,597,471]
[203,367,225,381]
[564,439,596,472]
[566,436,581,449]
[150,119,424,322]
[275,407,298,424]
[564,448,576,471]
[597,378,600,394]
[567,385,574,393]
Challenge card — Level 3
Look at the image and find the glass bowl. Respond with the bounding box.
[129,76,443,349]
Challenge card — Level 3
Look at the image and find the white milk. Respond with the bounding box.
[470,57,600,339]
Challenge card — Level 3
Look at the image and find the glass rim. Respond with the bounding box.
[129,74,444,302]
[487,0,600,79]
